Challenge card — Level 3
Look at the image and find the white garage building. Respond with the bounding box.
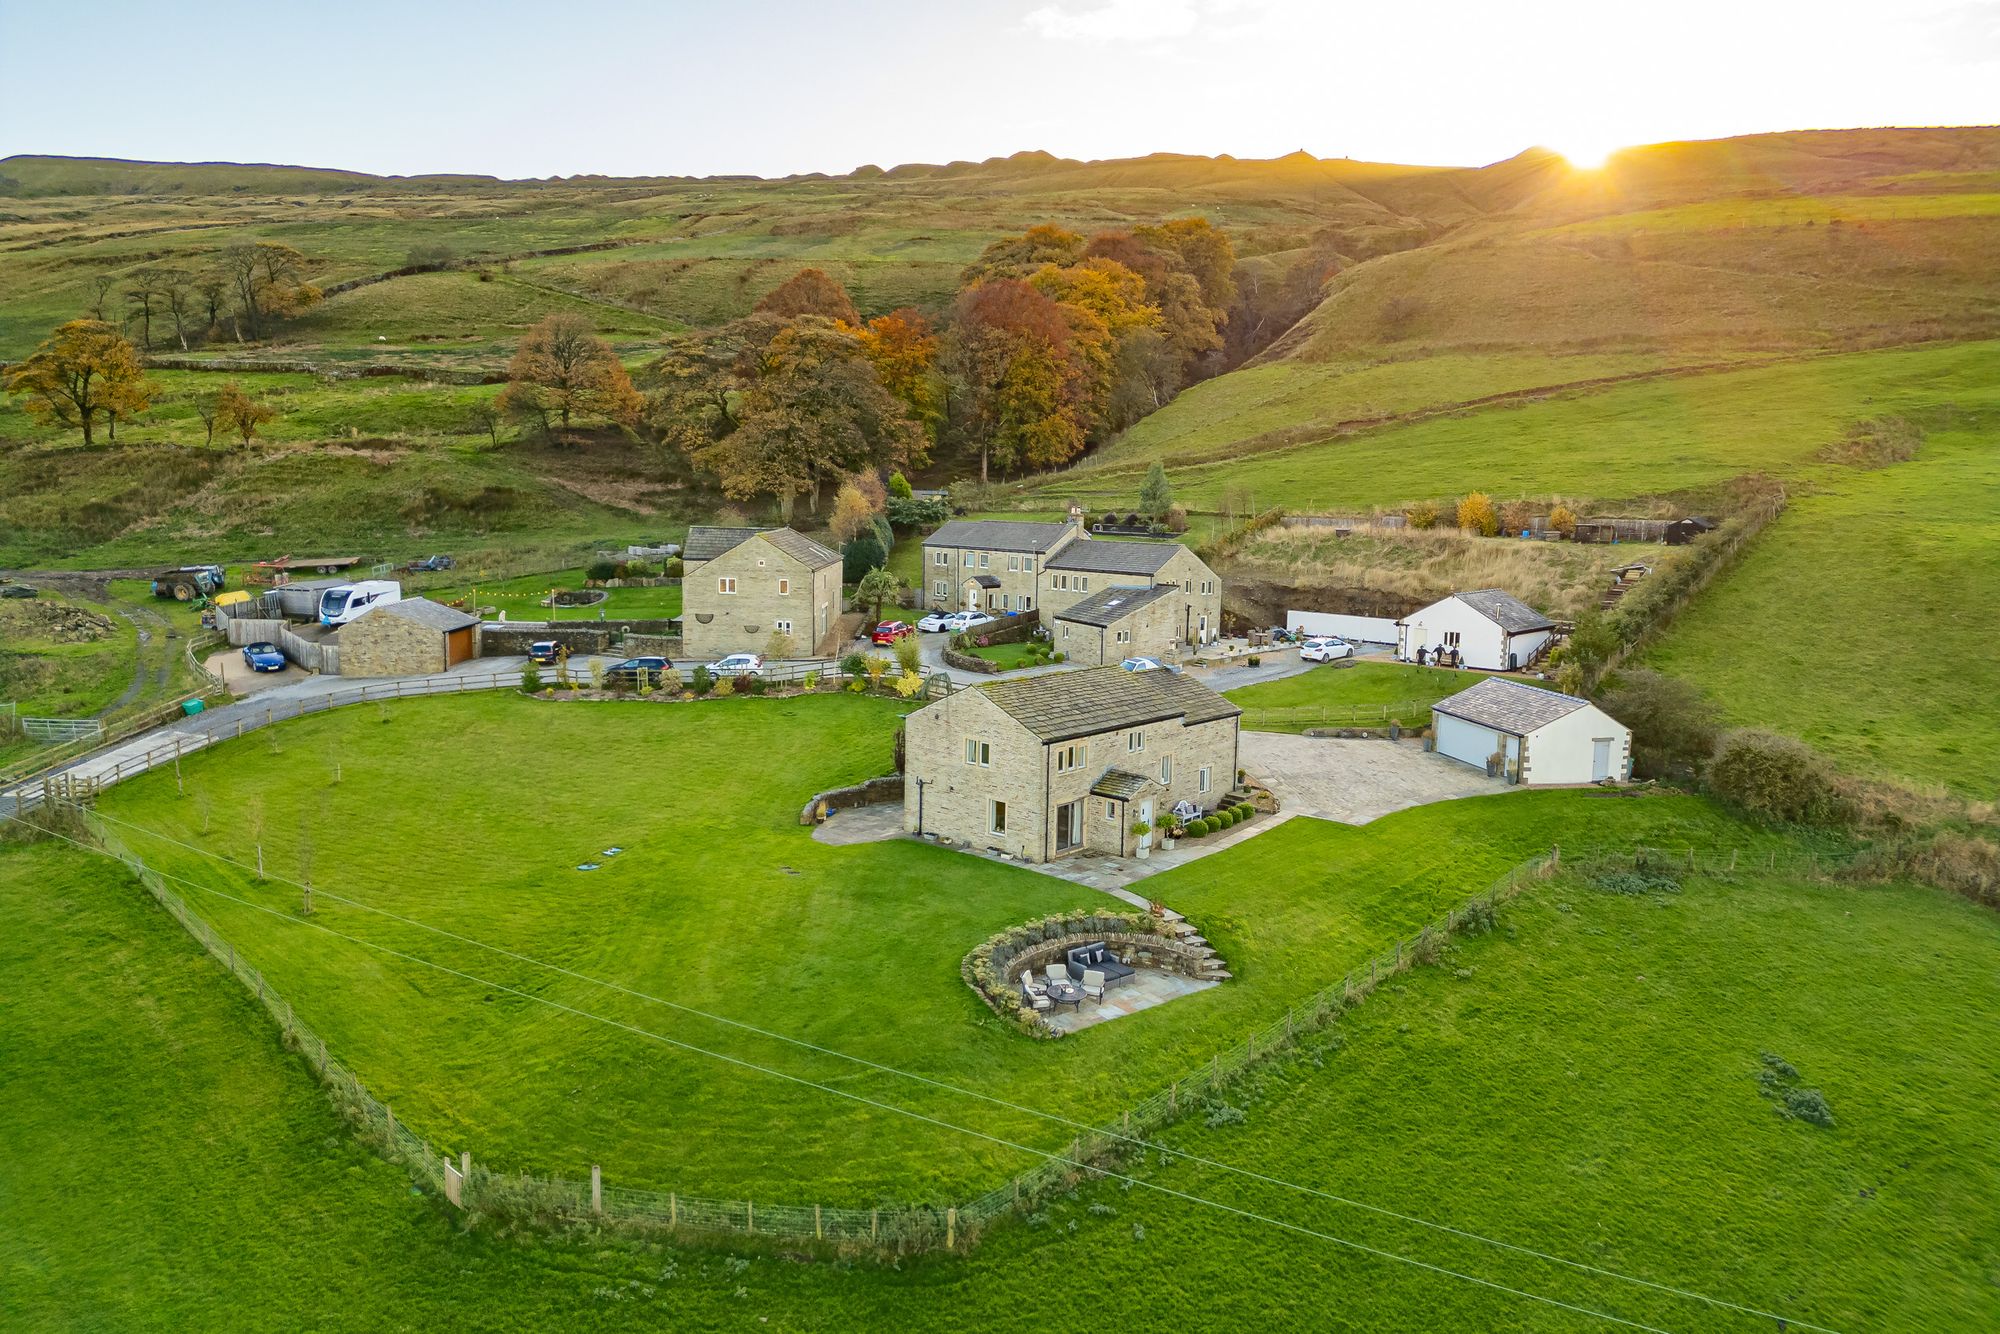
[1398,589,1555,671]
[1431,678,1632,785]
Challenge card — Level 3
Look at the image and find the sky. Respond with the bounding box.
[3,0,1996,178]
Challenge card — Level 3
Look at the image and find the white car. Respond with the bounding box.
[1300,638,1355,663]
[709,652,765,676]
[1120,656,1171,673]
[916,610,956,633]
[944,610,997,633]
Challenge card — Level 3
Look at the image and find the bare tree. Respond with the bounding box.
[85,272,119,320]
[124,267,169,351]
[160,269,198,351]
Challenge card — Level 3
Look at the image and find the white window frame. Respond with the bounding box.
[1115,629,1131,644]
[934,580,948,599]
[933,550,949,566]
[990,799,1007,835]
[718,577,737,595]
[965,738,991,767]
[978,552,990,569]
[1008,555,1020,572]
[1104,800,1119,822]
[1055,742,1085,773]
[1024,556,1035,573]
[1127,730,1145,753]
[1444,630,1462,647]
[1161,755,1173,785]
[774,618,793,634]
[1199,766,1211,794]
[777,577,790,595]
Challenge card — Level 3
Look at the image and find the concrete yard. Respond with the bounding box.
[1242,732,1503,825]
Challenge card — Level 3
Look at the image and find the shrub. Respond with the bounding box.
[586,558,619,582]
[801,670,820,692]
[839,651,867,678]
[1548,503,1577,536]
[888,470,913,499]
[1051,651,1065,663]
[659,667,683,694]
[1406,499,1440,530]
[892,635,922,676]
[663,557,684,579]
[842,530,886,582]
[1163,504,1190,534]
[1204,1103,1246,1128]
[1456,492,1499,537]
[1234,803,1254,820]
[1596,669,1720,779]
[1246,654,1261,667]
[690,664,714,696]
[1708,729,1845,825]
[520,663,542,693]
[885,494,950,528]
[1591,868,1682,896]
[732,673,758,695]
[893,670,926,698]
[713,677,735,697]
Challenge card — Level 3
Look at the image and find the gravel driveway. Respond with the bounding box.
[1243,731,1504,825]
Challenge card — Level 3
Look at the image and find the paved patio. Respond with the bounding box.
[1043,968,1218,1034]
[1242,732,1503,824]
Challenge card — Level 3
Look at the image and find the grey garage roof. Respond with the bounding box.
[757,527,842,571]
[1451,589,1555,634]
[979,664,1240,743]
[1433,678,1588,736]
[1090,769,1155,800]
[924,519,1077,554]
[1053,583,1179,628]
[684,526,761,562]
[367,597,480,632]
[1046,538,1181,576]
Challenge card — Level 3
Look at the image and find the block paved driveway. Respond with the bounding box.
[1242,732,1503,825]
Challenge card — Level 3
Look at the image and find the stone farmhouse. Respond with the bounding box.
[1431,678,1632,785]
[921,517,1221,659]
[1397,589,1555,671]
[903,666,1242,863]
[681,525,843,658]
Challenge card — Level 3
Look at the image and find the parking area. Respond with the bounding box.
[203,648,311,695]
[1242,732,1504,825]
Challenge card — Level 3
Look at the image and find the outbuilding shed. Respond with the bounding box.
[1397,589,1555,671]
[1431,678,1631,785]
[337,597,480,678]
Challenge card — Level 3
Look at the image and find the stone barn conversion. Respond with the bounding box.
[1397,589,1555,671]
[336,598,480,678]
[1430,678,1631,785]
[1052,585,1183,666]
[681,526,843,659]
[903,666,1241,863]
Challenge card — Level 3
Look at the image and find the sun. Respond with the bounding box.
[1558,137,1626,171]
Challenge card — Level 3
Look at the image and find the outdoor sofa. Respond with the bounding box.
[1065,941,1134,988]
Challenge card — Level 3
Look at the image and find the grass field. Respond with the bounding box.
[425,567,685,622]
[1643,403,2000,797]
[91,690,1776,1207]
[9,830,1994,1331]
[1225,661,1509,727]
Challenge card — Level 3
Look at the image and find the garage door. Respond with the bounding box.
[1435,714,1502,771]
[445,626,474,667]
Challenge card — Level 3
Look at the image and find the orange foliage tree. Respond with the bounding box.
[499,314,642,439]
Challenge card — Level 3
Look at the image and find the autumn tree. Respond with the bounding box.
[216,242,322,340]
[499,313,643,440]
[2,320,151,445]
[962,223,1084,282]
[1457,492,1499,537]
[754,268,860,323]
[828,479,878,543]
[686,320,920,522]
[850,309,943,455]
[213,382,277,446]
[945,279,1092,481]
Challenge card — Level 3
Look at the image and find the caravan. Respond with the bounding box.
[318,580,402,627]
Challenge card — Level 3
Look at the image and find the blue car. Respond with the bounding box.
[241,642,287,673]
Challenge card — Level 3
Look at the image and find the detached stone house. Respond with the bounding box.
[903,666,1241,863]
[337,597,480,677]
[921,516,1222,654]
[681,526,842,658]
[1396,589,1556,672]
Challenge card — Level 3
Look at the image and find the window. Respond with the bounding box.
[774,619,792,634]
[1443,630,1462,647]
[777,578,790,595]
[1052,574,1068,591]
[989,800,1007,835]
[1023,595,1033,611]
[1055,742,1085,773]
[1024,556,1035,573]
[1127,730,1145,753]
[1115,629,1131,644]
[934,580,948,599]
[718,577,737,595]
[1008,555,1020,572]
[1104,800,1119,822]
[1000,594,1010,610]
[1199,766,1211,794]
[1201,580,1214,595]
[978,552,990,569]
[933,550,949,566]
[1160,755,1173,785]
[1078,576,1090,592]
[965,738,991,767]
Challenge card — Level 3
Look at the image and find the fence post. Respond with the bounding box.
[814,1202,822,1239]
[947,1206,957,1249]
[461,1151,472,1203]
[871,1208,878,1241]
[1169,1080,1178,1114]
[386,1103,396,1144]
[670,1191,677,1226]
[747,1200,753,1233]
[591,1163,602,1214]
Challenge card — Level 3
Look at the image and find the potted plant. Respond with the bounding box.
[1156,814,1179,850]
[1131,818,1153,859]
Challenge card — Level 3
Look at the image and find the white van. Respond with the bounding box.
[318,580,402,627]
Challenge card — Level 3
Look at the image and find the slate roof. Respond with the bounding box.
[1450,589,1555,634]
[756,527,842,571]
[369,597,480,632]
[1053,583,1179,628]
[1433,678,1590,735]
[1091,769,1155,800]
[924,519,1077,554]
[1046,538,1182,576]
[976,665,1240,743]
[684,526,760,563]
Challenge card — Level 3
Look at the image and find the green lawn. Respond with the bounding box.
[427,567,684,622]
[93,690,1773,1207]
[1643,404,2000,796]
[8,832,1995,1331]
[966,641,1042,669]
[1225,661,1508,728]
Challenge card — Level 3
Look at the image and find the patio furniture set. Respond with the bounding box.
[1020,941,1138,1013]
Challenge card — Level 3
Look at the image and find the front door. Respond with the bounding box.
[1592,738,1613,781]
[1055,799,1083,853]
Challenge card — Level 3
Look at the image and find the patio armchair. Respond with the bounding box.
[1021,969,1048,996]
[1080,969,1107,1004]
[1066,941,1135,988]
[1045,963,1071,987]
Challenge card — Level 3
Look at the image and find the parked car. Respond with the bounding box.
[604,655,673,686]
[1120,656,1175,673]
[1300,637,1355,663]
[710,652,765,677]
[944,610,996,633]
[870,621,914,645]
[0,582,37,599]
[916,610,956,633]
[241,642,287,673]
[527,640,562,665]
[405,554,455,573]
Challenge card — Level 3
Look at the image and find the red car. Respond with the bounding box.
[870,620,914,645]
